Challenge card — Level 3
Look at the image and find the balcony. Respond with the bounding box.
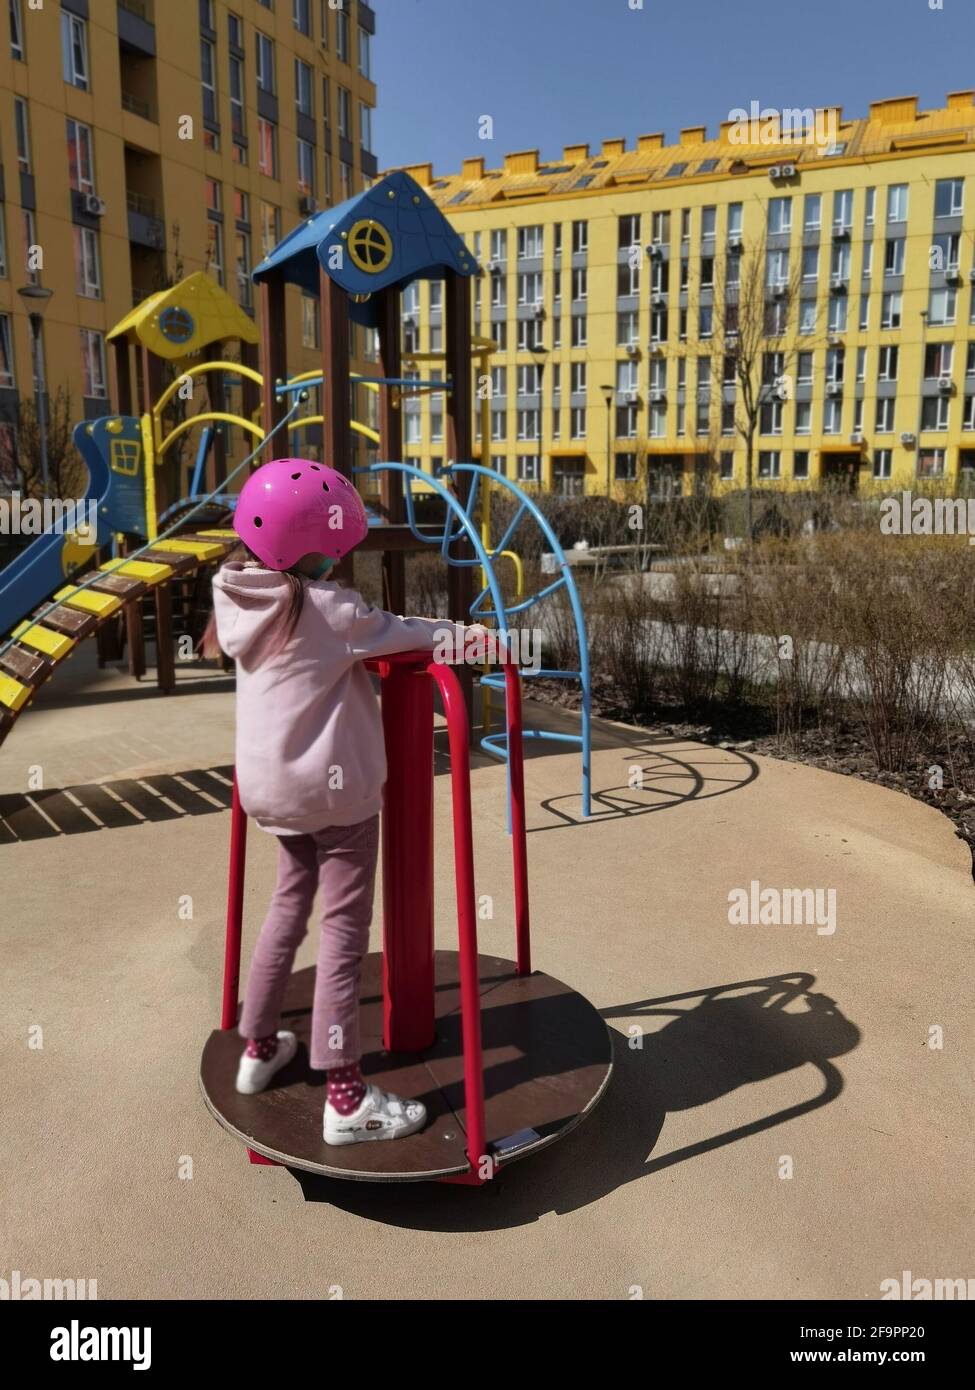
[127,190,165,250]
[118,0,156,57]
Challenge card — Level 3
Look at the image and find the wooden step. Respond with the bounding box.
[32,603,98,639]
[52,584,123,618]
[10,621,74,661]
[0,643,48,686]
[101,558,173,586]
[139,548,198,575]
[152,537,224,562]
[89,572,147,601]
[0,672,31,713]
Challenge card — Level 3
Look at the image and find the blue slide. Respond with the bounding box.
[0,416,147,639]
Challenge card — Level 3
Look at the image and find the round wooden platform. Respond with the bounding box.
[200,951,613,1182]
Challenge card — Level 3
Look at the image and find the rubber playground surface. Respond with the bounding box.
[2,645,972,1300]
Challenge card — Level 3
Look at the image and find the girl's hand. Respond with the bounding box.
[463,623,494,663]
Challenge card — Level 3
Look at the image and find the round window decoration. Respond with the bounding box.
[346,220,394,275]
[159,306,195,344]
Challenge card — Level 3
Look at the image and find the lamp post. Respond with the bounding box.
[17,284,54,493]
[601,383,614,498]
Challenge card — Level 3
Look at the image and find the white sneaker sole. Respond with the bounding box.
[235,1032,298,1094]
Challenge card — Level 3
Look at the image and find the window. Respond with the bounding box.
[758,450,781,480]
[571,220,587,254]
[831,241,851,281]
[864,187,876,226]
[667,162,688,179]
[699,304,713,339]
[570,361,586,395]
[799,300,816,335]
[206,219,224,285]
[873,449,892,480]
[0,207,6,278]
[73,226,101,298]
[862,241,873,278]
[258,201,278,255]
[932,232,960,273]
[617,310,638,347]
[295,59,313,116]
[570,407,586,440]
[881,292,902,330]
[768,197,792,234]
[793,450,809,480]
[359,103,373,153]
[296,138,315,195]
[358,26,371,78]
[878,345,899,381]
[336,5,349,62]
[796,351,813,384]
[518,271,543,305]
[760,401,783,435]
[766,247,790,286]
[616,452,638,482]
[518,225,544,259]
[79,329,107,398]
[801,245,818,281]
[67,119,95,194]
[875,397,896,432]
[572,266,589,300]
[293,0,311,36]
[822,398,842,434]
[257,118,277,177]
[236,229,252,309]
[0,313,15,386]
[924,342,953,379]
[339,159,352,200]
[827,296,848,334]
[618,214,640,249]
[719,451,735,481]
[229,41,245,139]
[701,206,716,239]
[517,408,540,441]
[917,448,946,478]
[14,97,30,172]
[517,455,540,484]
[652,210,671,243]
[570,314,587,347]
[887,184,909,224]
[201,38,217,123]
[10,0,23,60]
[922,396,950,432]
[856,346,867,382]
[727,203,742,238]
[884,238,905,277]
[795,401,812,434]
[616,261,637,297]
[61,11,88,90]
[935,178,964,218]
[928,287,957,326]
[256,32,275,94]
[337,86,351,138]
[832,189,853,230]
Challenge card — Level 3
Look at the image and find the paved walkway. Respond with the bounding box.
[2,646,972,1299]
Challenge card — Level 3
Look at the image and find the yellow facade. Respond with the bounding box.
[0,0,377,476]
[399,91,975,498]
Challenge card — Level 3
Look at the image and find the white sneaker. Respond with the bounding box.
[235,1031,298,1094]
[324,1083,427,1145]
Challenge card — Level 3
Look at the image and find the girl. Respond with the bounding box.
[203,457,486,1146]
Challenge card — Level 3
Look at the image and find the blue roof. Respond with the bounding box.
[252,171,479,326]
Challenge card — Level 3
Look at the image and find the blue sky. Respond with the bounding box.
[372,0,975,174]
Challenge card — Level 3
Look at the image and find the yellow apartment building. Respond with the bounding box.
[397,91,975,499]
[0,0,377,490]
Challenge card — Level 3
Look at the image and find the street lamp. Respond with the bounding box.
[17,283,54,493]
[601,383,614,498]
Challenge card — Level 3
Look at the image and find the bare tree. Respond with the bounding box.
[711,228,804,539]
[0,389,87,500]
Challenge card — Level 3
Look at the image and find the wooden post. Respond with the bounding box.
[154,583,175,694]
[140,345,167,519]
[259,275,288,443]
[444,269,474,729]
[113,340,133,415]
[376,288,405,613]
[320,268,354,586]
[240,340,261,443]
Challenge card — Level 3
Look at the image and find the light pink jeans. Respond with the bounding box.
[238,815,380,1070]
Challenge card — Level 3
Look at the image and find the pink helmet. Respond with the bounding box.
[233,458,368,570]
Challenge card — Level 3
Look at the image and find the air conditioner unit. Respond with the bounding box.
[768,166,782,180]
[826,382,843,397]
[532,304,546,319]
[487,259,499,272]
[298,195,317,216]
[827,333,843,347]
[830,277,848,293]
[649,389,666,405]
[623,390,639,405]
[833,226,851,241]
[650,344,666,356]
[772,284,788,299]
[651,293,667,308]
[626,344,640,358]
[944,269,962,286]
[900,432,917,446]
[850,430,864,445]
[728,235,743,252]
[403,314,416,327]
[780,163,797,178]
[646,244,663,260]
[84,193,107,217]
[938,376,955,395]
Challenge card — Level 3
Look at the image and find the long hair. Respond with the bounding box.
[199,543,306,662]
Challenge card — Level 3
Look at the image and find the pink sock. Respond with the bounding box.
[327,1063,366,1115]
[246,1032,279,1062]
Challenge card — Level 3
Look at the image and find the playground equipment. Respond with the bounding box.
[200,647,611,1182]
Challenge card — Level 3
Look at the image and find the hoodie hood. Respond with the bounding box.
[212,562,296,665]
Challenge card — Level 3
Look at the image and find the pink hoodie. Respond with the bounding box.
[212,563,470,836]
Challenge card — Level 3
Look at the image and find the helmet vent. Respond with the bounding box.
[253,516,263,527]
[310,464,321,471]
[322,480,330,492]
[291,472,302,480]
